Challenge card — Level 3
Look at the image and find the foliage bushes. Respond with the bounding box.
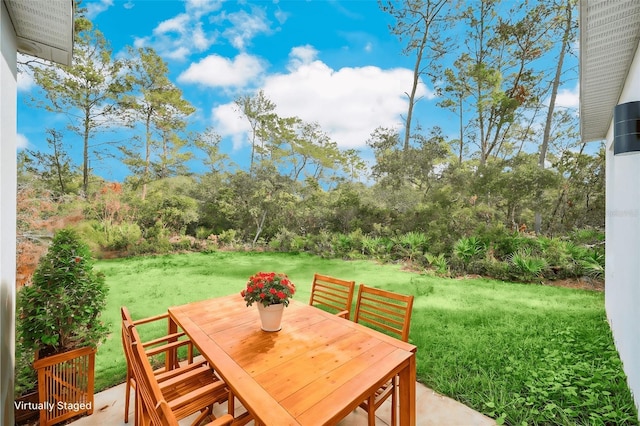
[78,222,603,284]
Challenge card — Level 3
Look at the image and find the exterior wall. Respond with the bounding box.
[0,3,17,424]
[605,41,640,414]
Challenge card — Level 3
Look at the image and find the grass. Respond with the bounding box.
[94,251,638,425]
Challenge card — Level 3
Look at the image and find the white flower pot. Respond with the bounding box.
[257,303,284,332]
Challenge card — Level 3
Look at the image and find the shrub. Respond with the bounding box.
[332,233,354,258]
[218,229,239,247]
[17,228,109,357]
[195,226,214,240]
[269,227,300,252]
[14,339,36,397]
[453,236,485,267]
[538,237,574,279]
[361,235,382,256]
[425,252,449,276]
[398,231,429,262]
[569,228,605,246]
[508,248,548,283]
[578,251,605,280]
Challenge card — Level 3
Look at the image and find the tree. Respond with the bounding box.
[23,129,79,197]
[535,0,577,232]
[121,47,195,199]
[133,177,200,235]
[380,0,451,151]
[193,127,232,173]
[466,153,560,231]
[443,0,550,164]
[30,22,126,196]
[235,90,277,171]
[225,167,297,245]
[368,126,450,196]
[547,147,604,233]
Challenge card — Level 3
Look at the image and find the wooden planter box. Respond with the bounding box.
[33,346,96,426]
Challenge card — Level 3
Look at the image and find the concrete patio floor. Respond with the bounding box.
[71,380,496,426]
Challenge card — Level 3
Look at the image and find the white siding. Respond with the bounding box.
[0,2,17,424]
[606,41,640,414]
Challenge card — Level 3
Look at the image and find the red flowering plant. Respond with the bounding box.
[241,272,296,307]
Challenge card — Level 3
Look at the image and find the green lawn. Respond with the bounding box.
[95,251,638,425]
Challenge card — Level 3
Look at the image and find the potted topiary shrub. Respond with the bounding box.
[16,228,109,426]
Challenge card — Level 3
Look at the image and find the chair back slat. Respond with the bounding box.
[353,284,414,342]
[309,273,355,318]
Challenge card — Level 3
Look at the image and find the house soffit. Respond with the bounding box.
[3,0,73,66]
[580,0,640,142]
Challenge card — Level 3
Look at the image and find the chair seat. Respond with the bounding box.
[359,377,395,411]
[155,356,209,382]
[165,377,228,421]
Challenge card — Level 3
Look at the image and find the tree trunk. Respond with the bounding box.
[535,0,572,233]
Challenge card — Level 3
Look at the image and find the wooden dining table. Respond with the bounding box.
[168,294,417,425]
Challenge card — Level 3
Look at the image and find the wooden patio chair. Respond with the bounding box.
[309,273,356,319]
[353,284,414,426]
[128,322,235,426]
[121,307,220,426]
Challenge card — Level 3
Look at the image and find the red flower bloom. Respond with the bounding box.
[241,272,296,308]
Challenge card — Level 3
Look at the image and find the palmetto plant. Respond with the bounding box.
[361,235,383,256]
[398,231,429,261]
[578,251,605,280]
[454,236,484,265]
[509,248,548,282]
[425,252,449,276]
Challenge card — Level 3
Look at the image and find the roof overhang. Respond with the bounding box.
[3,0,73,66]
[579,0,640,143]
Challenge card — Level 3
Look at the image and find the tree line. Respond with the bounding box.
[17,0,603,282]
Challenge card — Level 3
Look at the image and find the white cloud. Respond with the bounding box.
[86,0,114,19]
[155,14,190,35]
[178,53,265,88]
[287,45,318,71]
[219,7,271,50]
[140,5,219,61]
[17,134,29,149]
[555,85,579,109]
[129,2,273,61]
[274,9,290,25]
[17,65,35,92]
[211,47,434,149]
[186,0,224,16]
[211,103,251,150]
[165,47,192,62]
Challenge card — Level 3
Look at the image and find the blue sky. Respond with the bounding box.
[16,0,580,182]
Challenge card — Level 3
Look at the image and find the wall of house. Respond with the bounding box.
[0,3,17,424]
[605,41,640,414]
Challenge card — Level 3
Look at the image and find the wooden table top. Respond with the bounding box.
[169,294,417,425]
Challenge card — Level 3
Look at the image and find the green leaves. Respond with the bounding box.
[17,229,109,356]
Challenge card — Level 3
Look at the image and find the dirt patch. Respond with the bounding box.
[542,277,604,291]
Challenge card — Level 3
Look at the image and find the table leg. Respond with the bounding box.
[398,354,416,426]
[167,316,178,371]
